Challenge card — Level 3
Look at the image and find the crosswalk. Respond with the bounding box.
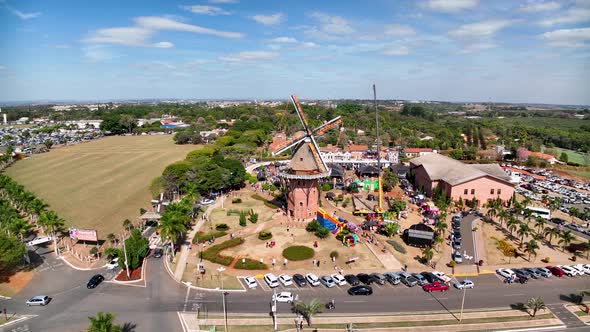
[148,235,162,248]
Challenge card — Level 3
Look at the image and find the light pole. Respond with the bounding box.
[459,284,467,323]
[217,267,228,332]
[272,287,278,331]
[123,238,130,278]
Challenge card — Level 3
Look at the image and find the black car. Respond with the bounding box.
[348,285,373,296]
[550,218,565,225]
[453,230,462,241]
[513,270,530,281]
[293,274,307,287]
[356,273,376,285]
[420,272,441,284]
[452,221,461,231]
[153,248,163,258]
[344,274,360,286]
[87,274,105,289]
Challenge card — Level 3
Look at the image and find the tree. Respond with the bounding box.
[44,139,53,150]
[119,114,136,133]
[292,298,323,327]
[122,219,132,233]
[544,227,560,245]
[524,297,546,317]
[249,212,259,224]
[517,223,531,244]
[568,207,579,223]
[121,229,149,270]
[525,240,539,262]
[497,209,509,228]
[559,152,568,163]
[157,212,187,255]
[534,217,546,235]
[382,222,399,237]
[86,311,122,332]
[106,233,116,245]
[38,211,64,256]
[382,168,398,192]
[0,233,26,273]
[558,230,575,252]
[8,218,31,242]
[434,221,448,237]
[421,247,434,264]
[314,227,330,239]
[507,217,519,236]
[239,211,247,227]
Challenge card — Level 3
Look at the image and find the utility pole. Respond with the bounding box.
[373,84,383,213]
[459,285,466,323]
[217,267,228,332]
[123,238,130,278]
[272,287,278,331]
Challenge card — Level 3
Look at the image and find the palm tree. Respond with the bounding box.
[422,247,434,264]
[434,235,444,251]
[26,198,47,223]
[106,233,116,245]
[122,219,132,233]
[517,223,531,244]
[87,311,122,332]
[8,218,31,242]
[157,212,187,255]
[523,209,534,226]
[39,211,65,256]
[568,207,579,223]
[292,298,323,327]
[534,217,546,235]
[524,297,546,317]
[525,240,539,262]
[544,226,560,245]
[434,221,448,237]
[507,217,520,236]
[497,209,509,228]
[521,196,532,209]
[558,230,575,252]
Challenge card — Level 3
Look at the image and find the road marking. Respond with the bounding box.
[503,293,525,296]
[343,300,366,303]
[183,287,191,312]
[52,285,81,296]
[177,312,188,332]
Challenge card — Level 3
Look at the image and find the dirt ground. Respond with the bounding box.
[207,194,279,232]
[0,270,34,297]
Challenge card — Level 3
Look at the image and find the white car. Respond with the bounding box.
[432,271,451,284]
[331,274,347,286]
[105,257,119,270]
[557,265,578,277]
[319,275,336,288]
[572,264,590,275]
[272,291,294,303]
[200,198,214,205]
[496,268,516,279]
[26,295,49,306]
[454,279,475,289]
[264,273,280,288]
[278,274,293,286]
[305,273,320,287]
[244,276,257,289]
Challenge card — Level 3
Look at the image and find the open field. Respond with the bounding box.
[4,135,198,237]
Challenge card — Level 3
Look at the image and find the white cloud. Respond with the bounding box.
[5,5,41,20]
[251,13,284,26]
[519,1,561,12]
[309,12,354,35]
[0,65,6,71]
[423,0,478,13]
[382,45,410,56]
[82,45,117,63]
[49,44,71,49]
[219,51,279,62]
[539,8,590,26]
[299,42,319,49]
[384,24,416,37]
[83,16,242,48]
[541,27,590,47]
[270,37,297,43]
[209,0,238,3]
[449,20,513,38]
[456,42,496,54]
[181,5,230,16]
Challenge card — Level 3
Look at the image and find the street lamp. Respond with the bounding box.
[459,284,467,323]
[217,267,228,332]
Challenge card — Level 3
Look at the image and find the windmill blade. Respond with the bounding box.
[290,95,311,134]
[309,135,328,173]
[313,116,342,136]
[271,133,307,156]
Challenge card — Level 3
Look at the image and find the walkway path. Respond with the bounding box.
[547,304,586,328]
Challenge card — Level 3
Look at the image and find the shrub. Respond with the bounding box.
[448,260,456,268]
[306,220,321,232]
[270,185,277,192]
[215,223,229,231]
[282,246,315,261]
[387,240,407,254]
[193,231,227,244]
[262,183,270,191]
[251,194,279,209]
[329,251,339,259]
[322,183,331,191]
[239,211,247,227]
[335,228,350,241]
[249,213,259,224]
[234,258,267,270]
[314,227,330,239]
[231,198,242,204]
[258,230,273,240]
[199,238,244,266]
[227,208,241,216]
[543,257,550,263]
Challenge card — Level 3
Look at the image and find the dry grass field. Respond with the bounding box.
[5,135,198,237]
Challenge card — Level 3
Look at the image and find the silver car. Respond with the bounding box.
[26,295,49,306]
[319,275,336,288]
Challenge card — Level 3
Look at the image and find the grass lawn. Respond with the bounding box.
[542,146,589,166]
[4,135,198,237]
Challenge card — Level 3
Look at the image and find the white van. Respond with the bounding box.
[264,273,280,288]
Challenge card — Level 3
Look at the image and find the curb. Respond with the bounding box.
[500,325,566,332]
[59,255,103,271]
[111,257,148,285]
[182,281,246,293]
[0,315,37,328]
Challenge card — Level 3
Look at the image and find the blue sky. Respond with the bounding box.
[0,0,589,105]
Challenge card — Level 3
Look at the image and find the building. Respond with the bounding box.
[516,148,560,165]
[409,153,514,204]
[403,147,437,158]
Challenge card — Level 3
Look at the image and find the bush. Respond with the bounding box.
[448,261,456,268]
[232,198,242,204]
[387,240,407,254]
[322,183,331,192]
[282,246,315,261]
[193,231,227,244]
[306,220,321,232]
[314,227,330,239]
[329,251,339,259]
[239,211,247,227]
[335,228,350,241]
[234,258,267,270]
[215,223,229,231]
[262,183,270,191]
[258,230,273,240]
[251,194,279,209]
[227,208,241,216]
[199,238,244,266]
[249,213,259,224]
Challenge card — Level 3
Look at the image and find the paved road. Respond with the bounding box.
[457,214,479,265]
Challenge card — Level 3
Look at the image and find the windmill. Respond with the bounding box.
[272,95,342,220]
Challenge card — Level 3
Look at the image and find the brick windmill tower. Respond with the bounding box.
[272,95,342,221]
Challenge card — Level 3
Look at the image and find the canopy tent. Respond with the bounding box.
[357,165,380,177]
[140,211,161,220]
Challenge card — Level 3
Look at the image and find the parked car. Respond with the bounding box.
[383,272,401,285]
[453,230,462,241]
[432,271,452,284]
[153,248,164,258]
[399,272,418,287]
[105,257,119,270]
[412,273,428,286]
[496,268,516,279]
[344,274,361,286]
[26,295,50,306]
[272,292,294,303]
[278,274,293,287]
[292,274,307,287]
[535,267,552,278]
[423,281,449,292]
[547,266,565,277]
[370,273,387,285]
[573,264,590,275]
[514,269,532,280]
[421,272,441,284]
[200,198,214,205]
[357,273,376,285]
[331,274,347,286]
[454,280,474,289]
[348,285,373,296]
[524,268,541,279]
[319,275,336,288]
[306,273,320,287]
[453,251,463,264]
[557,265,578,277]
[244,276,258,288]
[87,274,105,289]
[264,273,280,288]
[452,238,461,250]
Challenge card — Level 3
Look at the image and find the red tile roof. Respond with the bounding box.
[404,148,433,153]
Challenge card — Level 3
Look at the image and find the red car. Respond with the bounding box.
[423,281,449,292]
[547,266,565,277]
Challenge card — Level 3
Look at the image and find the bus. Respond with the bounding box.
[524,206,551,220]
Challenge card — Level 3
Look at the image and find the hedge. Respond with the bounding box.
[387,240,406,254]
[193,231,227,244]
[233,258,267,270]
[258,230,273,240]
[282,245,315,261]
[232,198,242,204]
[199,238,244,266]
[215,223,230,231]
[251,194,279,209]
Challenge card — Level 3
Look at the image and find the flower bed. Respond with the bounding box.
[115,264,143,282]
[282,245,315,261]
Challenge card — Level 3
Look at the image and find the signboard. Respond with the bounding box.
[69,228,98,242]
[27,236,53,246]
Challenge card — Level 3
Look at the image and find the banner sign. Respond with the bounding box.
[69,228,98,242]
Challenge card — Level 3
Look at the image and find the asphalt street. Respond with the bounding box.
[457,214,479,265]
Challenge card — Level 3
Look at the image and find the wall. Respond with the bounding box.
[449,176,514,204]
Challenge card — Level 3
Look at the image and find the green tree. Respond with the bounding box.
[8,218,31,242]
[382,168,399,192]
[568,207,579,223]
[382,222,399,237]
[157,211,187,255]
[497,209,509,228]
[106,233,116,245]
[292,298,323,327]
[38,211,65,256]
[86,311,122,332]
[524,297,546,317]
[544,227,560,245]
[558,230,575,251]
[122,219,132,233]
[44,139,53,150]
[249,212,259,224]
[534,217,546,235]
[434,220,448,237]
[507,217,520,236]
[239,211,247,227]
[525,239,539,262]
[314,227,330,239]
[0,233,26,273]
[121,229,149,270]
[421,247,434,264]
[517,223,531,244]
[559,152,568,163]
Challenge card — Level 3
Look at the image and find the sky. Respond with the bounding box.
[0,0,589,105]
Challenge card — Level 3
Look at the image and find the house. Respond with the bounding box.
[477,149,501,161]
[409,153,514,204]
[516,148,560,165]
[403,148,437,158]
[344,144,368,160]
